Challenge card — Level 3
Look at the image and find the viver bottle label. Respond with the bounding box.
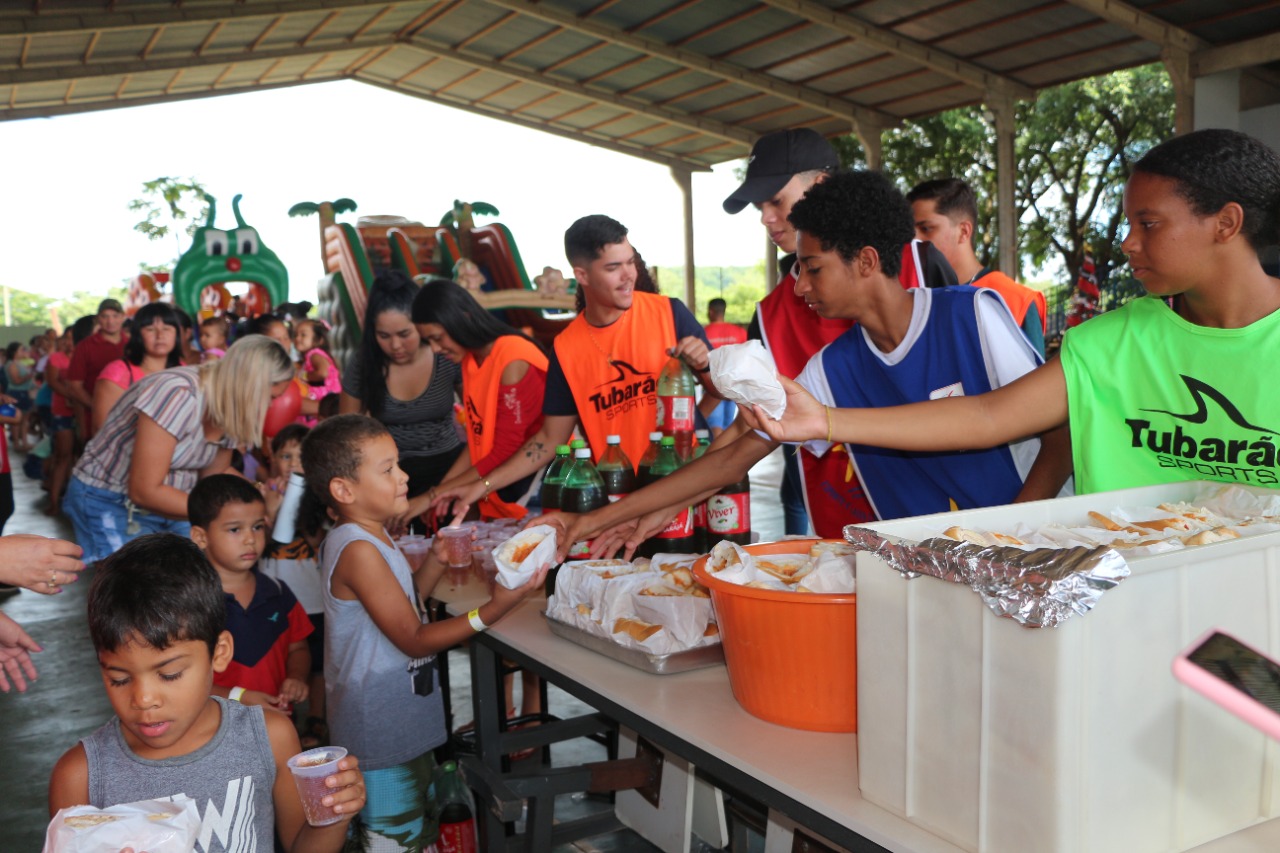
[707,493,750,534]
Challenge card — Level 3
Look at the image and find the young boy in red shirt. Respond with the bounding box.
[189,474,312,713]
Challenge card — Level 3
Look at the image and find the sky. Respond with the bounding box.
[0,80,767,306]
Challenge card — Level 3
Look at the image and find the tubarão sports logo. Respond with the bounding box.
[587,359,657,421]
[1124,375,1278,484]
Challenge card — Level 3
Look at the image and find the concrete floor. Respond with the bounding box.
[0,445,790,851]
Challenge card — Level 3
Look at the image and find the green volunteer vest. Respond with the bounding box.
[1060,295,1280,494]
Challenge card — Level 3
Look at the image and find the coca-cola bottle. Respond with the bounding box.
[435,760,477,853]
[637,431,663,484]
[639,436,697,556]
[706,472,751,548]
[539,444,572,512]
[656,356,697,460]
[561,447,607,558]
[597,434,636,503]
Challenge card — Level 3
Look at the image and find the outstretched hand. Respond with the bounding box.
[0,612,41,693]
[737,375,828,444]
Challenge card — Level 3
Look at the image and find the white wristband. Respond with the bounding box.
[468,608,488,633]
[229,686,246,703]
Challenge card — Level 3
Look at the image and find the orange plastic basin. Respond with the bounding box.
[693,539,857,732]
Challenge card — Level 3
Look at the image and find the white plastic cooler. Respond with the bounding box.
[855,481,1280,853]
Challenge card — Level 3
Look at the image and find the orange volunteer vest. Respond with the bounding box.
[463,335,549,519]
[975,270,1048,334]
[554,291,677,466]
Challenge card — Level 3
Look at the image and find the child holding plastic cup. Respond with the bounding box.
[302,414,547,850]
[48,534,365,849]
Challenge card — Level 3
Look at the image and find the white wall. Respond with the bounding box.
[1194,69,1280,152]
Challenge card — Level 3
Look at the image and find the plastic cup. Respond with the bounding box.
[399,539,432,573]
[438,526,474,569]
[287,746,348,827]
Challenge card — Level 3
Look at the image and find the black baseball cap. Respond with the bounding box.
[723,129,840,214]
[97,298,124,314]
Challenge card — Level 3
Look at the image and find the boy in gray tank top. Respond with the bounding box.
[303,415,546,851]
[48,534,367,853]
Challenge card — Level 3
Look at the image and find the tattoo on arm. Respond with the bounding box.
[523,440,547,461]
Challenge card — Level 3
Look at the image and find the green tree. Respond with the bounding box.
[865,111,1000,267]
[128,177,210,267]
[3,287,126,328]
[1017,64,1172,288]
[860,64,1172,288]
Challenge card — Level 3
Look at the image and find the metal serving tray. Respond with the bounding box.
[541,611,725,675]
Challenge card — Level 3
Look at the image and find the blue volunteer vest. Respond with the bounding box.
[823,287,1034,520]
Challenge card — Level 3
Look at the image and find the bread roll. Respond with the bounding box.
[612,617,663,642]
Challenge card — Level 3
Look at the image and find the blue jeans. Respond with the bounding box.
[781,445,810,536]
[63,477,191,563]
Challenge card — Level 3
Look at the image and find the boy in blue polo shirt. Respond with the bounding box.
[189,474,312,712]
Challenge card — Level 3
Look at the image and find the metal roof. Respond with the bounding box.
[3,1,1277,172]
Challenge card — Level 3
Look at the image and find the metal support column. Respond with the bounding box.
[764,233,779,292]
[1163,47,1194,135]
[854,120,883,170]
[987,94,1019,278]
[670,165,697,311]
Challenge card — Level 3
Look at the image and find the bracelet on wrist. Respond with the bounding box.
[468,608,488,633]
[229,686,246,703]
[825,405,834,444]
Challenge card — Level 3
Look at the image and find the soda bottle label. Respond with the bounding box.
[438,819,477,853]
[607,493,629,503]
[657,395,695,432]
[568,538,592,557]
[707,493,751,535]
[656,507,694,538]
[693,501,707,528]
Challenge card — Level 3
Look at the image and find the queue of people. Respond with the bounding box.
[1,123,1276,853]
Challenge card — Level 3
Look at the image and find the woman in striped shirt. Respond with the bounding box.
[63,335,295,562]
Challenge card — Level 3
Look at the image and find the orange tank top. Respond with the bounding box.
[554,291,677,465]
[463,335,549,518]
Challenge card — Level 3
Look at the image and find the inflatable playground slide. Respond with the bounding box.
[317,216,575,368]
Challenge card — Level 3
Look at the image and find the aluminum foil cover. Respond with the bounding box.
[842,525,1130,628]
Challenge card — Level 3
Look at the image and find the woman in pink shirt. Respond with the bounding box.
[91,302,182,433]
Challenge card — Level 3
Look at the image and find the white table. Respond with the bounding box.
[443,580,1280,853]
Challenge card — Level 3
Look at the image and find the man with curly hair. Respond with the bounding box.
[546,171,1070,555]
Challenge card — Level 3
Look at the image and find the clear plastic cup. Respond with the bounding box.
[287,746,348,826]
[399,539,432,573]
[438,526,474,569]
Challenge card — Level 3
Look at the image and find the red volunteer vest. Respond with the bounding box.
[554,291,677,466]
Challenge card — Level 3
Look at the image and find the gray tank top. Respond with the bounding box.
[82,697,276,852]
[320,523,446,771]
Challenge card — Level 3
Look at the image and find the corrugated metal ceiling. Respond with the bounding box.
[1,0,1276,171]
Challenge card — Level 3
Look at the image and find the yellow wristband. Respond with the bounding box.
[825,405,834,444]
[468,608,488,633]
[229,686,246,703]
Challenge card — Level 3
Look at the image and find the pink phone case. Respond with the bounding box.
[1173,628,1280,741]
